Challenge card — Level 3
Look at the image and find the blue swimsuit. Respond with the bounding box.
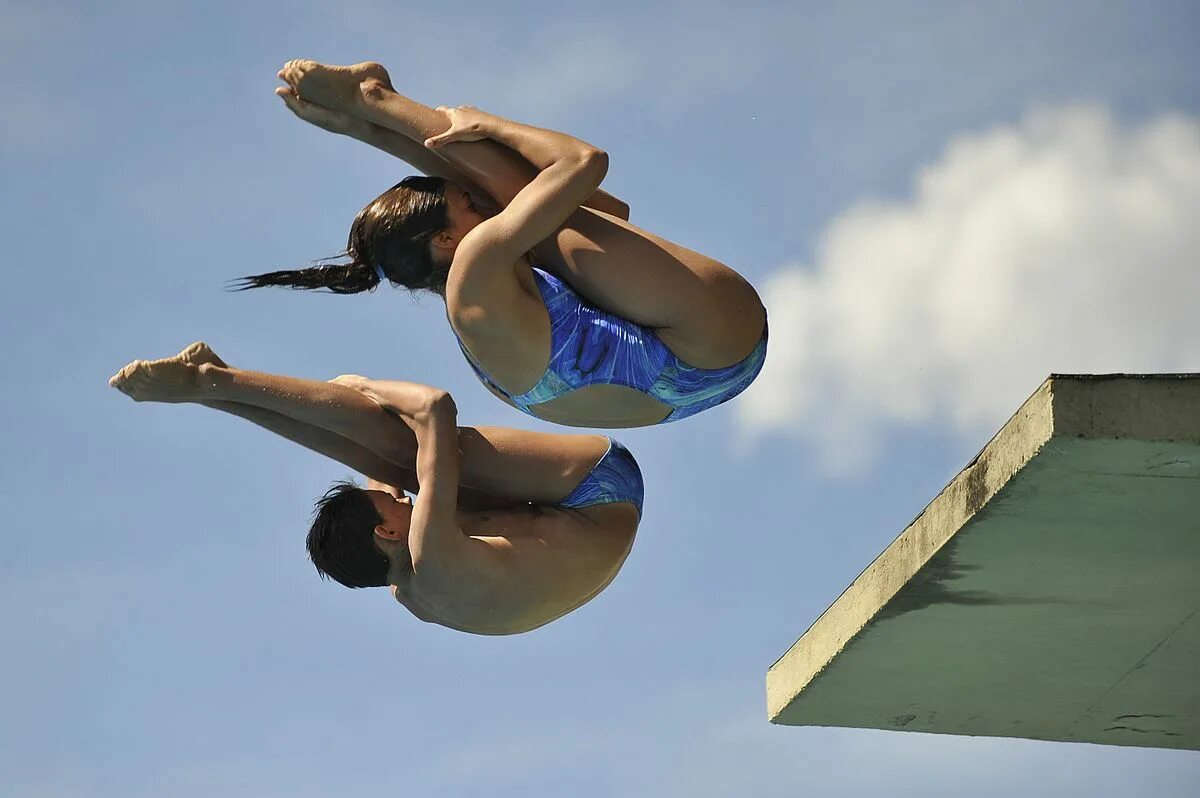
[456,268,768,423]
[558,437,644,517]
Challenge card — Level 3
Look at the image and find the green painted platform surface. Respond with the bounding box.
[767,375,1200,750]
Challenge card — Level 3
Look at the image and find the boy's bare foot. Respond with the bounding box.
[109,341,221,403]
[278,60,391,111]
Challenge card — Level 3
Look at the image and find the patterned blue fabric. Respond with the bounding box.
[558,438,644,517]
[457,268,768,423]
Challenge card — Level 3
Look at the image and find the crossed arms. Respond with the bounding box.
[191,364,494,568]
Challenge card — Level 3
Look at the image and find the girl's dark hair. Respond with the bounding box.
[306,481,390,589]
[233,176,450,294]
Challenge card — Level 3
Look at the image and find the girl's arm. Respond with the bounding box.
[425,106,601,178]
[346,79,630,219]
[439,106,609,318]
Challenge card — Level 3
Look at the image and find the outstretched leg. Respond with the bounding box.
[151,345,420,493]
[279,60,629,218]
[200,401,528,511]
[110,344,611,506]
[280,61,551,209]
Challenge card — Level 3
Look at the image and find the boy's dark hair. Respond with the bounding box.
[306,481,391,588]
[233,176,450,295]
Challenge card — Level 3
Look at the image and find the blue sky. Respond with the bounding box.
[2,1,1198,795]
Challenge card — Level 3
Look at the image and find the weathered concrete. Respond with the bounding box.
[768,375,1200,750]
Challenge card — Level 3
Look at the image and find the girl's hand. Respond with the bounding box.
[276,87,370,138]
[424,106,493,149]
[328,374,373,391]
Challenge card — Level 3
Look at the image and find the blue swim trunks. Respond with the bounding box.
[558,437,644,517]
[457,268,768,424]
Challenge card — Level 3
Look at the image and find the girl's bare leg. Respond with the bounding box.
[280,60,627,218]
[349,78,635,217]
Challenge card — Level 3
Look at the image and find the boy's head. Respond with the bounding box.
[306,482,414,588]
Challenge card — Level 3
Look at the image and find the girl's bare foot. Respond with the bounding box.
[278,60,391,111]
[109,341,222,403]
[327,373,370,391]
[275,86,371,138]
[177,341,228,369]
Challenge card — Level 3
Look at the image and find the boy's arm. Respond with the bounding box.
[314,377,467,532]
[397,390,466,571]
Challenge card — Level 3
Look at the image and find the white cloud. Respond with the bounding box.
[739,105,1200,473]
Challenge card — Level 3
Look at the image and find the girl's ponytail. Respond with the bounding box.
[232,258,380,294]
[233,176,448,295]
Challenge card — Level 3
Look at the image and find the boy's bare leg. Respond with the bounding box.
[112,343,511,508]
[197,401,520,510]
[110,344,609,506]
[111,343,420,464]
[206,400,418,491]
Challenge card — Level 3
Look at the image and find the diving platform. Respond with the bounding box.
[767,374,1200,750]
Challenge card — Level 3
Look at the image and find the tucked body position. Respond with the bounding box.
[238,61,768,428]
[110,343,642,635]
